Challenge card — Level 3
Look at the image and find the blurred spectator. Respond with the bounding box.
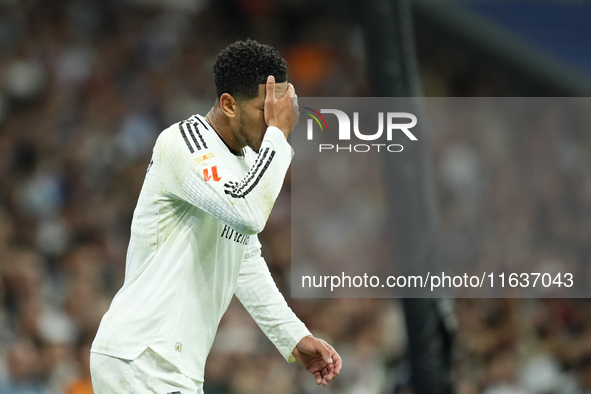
[64,336,93,394]
[0,337,46,394]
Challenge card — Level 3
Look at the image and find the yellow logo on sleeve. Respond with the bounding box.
[195,152,214,164]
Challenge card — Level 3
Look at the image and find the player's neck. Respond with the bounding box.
[205,106,244,153]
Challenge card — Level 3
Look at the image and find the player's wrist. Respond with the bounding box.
[265,125,289,141]
[266,122,290,138]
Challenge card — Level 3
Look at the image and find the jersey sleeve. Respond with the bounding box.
[159,121,292,235]
[234,235,311,363]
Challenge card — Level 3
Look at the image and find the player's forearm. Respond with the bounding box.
[236,283,311,362]
[161,125,292,235]
[220,126,292,234]
[235,244,311,361]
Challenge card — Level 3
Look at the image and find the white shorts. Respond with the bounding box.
[90,347,203,394]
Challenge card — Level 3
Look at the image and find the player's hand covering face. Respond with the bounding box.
[233,76,297,153]
[263,75,299,137]
[292,336,343,386]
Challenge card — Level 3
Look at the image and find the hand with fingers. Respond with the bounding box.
[264,75,299,138]
[292,335,342,386]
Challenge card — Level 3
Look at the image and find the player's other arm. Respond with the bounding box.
[159,123,290,235]
[234,236,342,385]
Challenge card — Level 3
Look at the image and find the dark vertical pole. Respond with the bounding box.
[358,1,455,393]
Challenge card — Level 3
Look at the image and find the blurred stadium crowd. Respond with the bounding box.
[1,1,591,393]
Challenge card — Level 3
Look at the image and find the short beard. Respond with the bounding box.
[237,119,260,153]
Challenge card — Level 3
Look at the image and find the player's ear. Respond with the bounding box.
[219,93,237,118]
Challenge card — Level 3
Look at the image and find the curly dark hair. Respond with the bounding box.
[213,39,287,101]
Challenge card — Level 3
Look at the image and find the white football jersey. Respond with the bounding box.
[91,114,310,382]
